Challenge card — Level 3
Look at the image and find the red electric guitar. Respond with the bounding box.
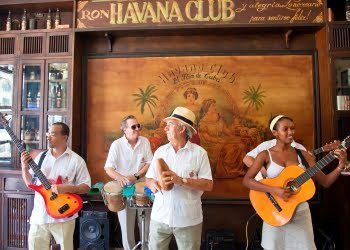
[0,112,83,219]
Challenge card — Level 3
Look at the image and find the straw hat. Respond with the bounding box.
[164,107,197,133]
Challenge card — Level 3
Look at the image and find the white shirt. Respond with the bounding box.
[29,147,91,225]
[146,141,212,227]
[246,139,306,180]
[104,135,153,176]
[246,139,306,158]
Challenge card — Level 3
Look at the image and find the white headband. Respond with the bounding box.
[269,115,285,132]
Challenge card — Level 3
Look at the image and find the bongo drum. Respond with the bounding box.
[101,181,125,212]
[134,182,150,207]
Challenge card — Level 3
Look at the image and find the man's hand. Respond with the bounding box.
[126,175,137,184]
[114,175,130,187]
[51,184,63,194]
[20,152,31,170]
[147,179,162,194]
[161,170,182,185]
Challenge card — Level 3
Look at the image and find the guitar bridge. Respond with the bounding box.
[58,204,70,214]
[265,192,282,212]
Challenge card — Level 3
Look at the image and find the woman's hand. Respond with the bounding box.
[334,149,347,169]
[273,186,293,201]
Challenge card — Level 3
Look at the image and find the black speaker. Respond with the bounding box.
[79,211,109,250]
[205,229,237,250]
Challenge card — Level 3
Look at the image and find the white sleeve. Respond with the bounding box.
[197,151,212,180]
[145,149,159,180]
[104,141,118,169]
[74,158,91,187]
[246,141,270,158]
[144,139,154,163]
[294,143,306,151]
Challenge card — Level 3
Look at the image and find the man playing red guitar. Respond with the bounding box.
[21,122,91,250]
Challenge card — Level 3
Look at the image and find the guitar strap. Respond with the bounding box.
[33,150,48,180]
[295,148,310,169]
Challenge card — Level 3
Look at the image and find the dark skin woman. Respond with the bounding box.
[242,115,347,249]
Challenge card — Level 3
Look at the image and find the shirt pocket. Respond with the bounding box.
[136,153,145,170]
[179,167,201,200]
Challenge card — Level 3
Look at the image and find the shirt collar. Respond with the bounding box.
[122,135,140,149]
[47,147,72,158]
[166,140,192,152]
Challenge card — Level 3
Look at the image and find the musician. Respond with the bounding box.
[104,115,153,250]
[242,115,347,249]
[146,107,213,250]
[243,138,306,180]
[21,122,91,250]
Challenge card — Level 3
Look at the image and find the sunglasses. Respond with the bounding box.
[130,124,141,130]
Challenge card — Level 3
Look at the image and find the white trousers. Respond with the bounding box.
[28,219,75,250]
[117,206,151,250]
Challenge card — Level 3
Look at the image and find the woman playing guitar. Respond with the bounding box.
[242,115,347,250]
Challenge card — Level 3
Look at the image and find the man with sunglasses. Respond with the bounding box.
[104,115,153,250]
[20,122,91,250]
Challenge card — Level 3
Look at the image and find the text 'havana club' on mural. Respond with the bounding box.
[77,0,324,29]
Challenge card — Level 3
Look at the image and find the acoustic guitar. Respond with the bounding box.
[0,112,83,219]
[249,136,350,227]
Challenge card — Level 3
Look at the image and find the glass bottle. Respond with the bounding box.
[21,9,27,30]
[27,91,32,108]
[47,8,52,29]
[6,11,11,31]
[36,92,40,108]
[54,8,60,28]
[56,84,62,108]
[346,0,350,21]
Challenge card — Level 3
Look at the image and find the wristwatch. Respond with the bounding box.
[134,173,140,180]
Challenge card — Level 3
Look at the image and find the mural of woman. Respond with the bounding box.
[183,87,201,144]
[183,87,200,116]
[199,98,247,178]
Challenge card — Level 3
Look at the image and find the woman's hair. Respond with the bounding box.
[200,98,216,114]
[268,115,293,131]
[183,87,198,100]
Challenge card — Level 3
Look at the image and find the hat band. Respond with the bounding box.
[172,114,194,126]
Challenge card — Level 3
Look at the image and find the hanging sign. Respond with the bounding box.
[76,0,324,29]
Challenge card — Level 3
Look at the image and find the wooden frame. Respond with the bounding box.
[82,50,321,202]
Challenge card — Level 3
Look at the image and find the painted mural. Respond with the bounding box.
[86,54,315,200]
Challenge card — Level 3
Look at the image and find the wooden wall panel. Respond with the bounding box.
[75,27,344,247]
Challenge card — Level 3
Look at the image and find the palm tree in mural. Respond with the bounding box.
[132,84,158,118]
[242,84,266,116]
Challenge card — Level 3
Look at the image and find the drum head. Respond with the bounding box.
[103,181,122,194]
[135,182,146,194]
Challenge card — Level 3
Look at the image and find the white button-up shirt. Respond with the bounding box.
[29,147,91,225]
[104,135,153,176]
[146,141,212,227]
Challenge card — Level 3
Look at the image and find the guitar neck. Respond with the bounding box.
[294,152,336,187]
[3,124,51,189]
